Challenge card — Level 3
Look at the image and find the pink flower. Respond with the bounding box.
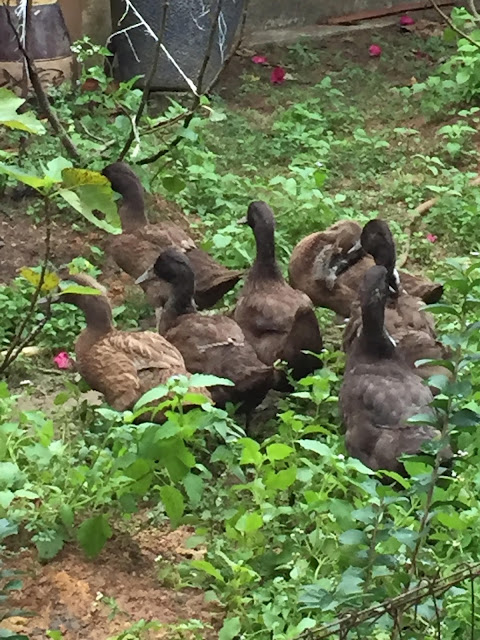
[271,66,286,84]
[426,233,438,243]
[369,44,382,57]
[400,15,415,26]
[251,55,268,64]
[54,351,73,370]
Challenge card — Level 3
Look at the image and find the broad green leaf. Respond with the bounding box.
[188,373,234,388]
[159,485,184,528]
[265,466,297,491]
[20,268,60,292]
[235,511,263,533]
[62,168,111,187]
[124,458,153,495]
[0,162,55,189]
[0,462,22,489]
[0,490,14,509]
[184,473,204,507]
[0,519,17,540]
[239,438,264,467]
[339,529,366,546]
[190,559,225,583]
[298,439,332,457]
[59,284,101,297]
[436,511,468,530]
[36,531,65,560]
[134,384,169,410]
[219,617,241,640]
[58,187,120,235]
[266,443,294,462]
[77,514,112,558]
[162,175,186,194]
[0,87,46,134]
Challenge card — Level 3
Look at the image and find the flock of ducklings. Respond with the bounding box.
[46,162,452,475]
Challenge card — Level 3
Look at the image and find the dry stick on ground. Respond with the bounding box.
[298,563,480,639]
[137,0,251,166]
[117,0,170,161]
[0,198,52,375]
[397,173,480,268]
[429,0,480,49]
[3,1,81,162]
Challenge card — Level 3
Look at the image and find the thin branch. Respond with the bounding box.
[117,0,170,161]
[429,0,480,50]
[468,0,480,21]
[3,1,81,162]
[0,198,52,374]
[137,0,252,166]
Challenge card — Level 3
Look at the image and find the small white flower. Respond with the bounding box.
[337,454,345,461]
[19,379,33,386]
[458,450,468,457]
[315,161,324,167]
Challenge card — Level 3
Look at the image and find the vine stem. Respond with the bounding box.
[429,0,480,50]
[3,0,81,161]
[0,197,52,374]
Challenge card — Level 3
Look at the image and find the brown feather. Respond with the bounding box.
[102,162,242,310]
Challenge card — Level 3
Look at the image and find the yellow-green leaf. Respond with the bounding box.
[62,167,110,188]
[58,188,121,235]
[0,162,56,190]
[20,268,60,292]
[0,87,46,135]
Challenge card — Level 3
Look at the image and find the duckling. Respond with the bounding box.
[45,274,210,420]
[343,219,450,385]
[339,266,451,475]
[234,201,323,384]
[288,219,443,318]
[136,248,275,413]
[102,162,242,309]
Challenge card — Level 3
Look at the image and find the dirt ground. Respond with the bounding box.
[4,525,220,639]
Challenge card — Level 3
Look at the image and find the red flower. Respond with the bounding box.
[271,66,286,84]
[369,44,382,57]
[53,351,73,370]
[426,233,438,243]
[400,15,415,26]
[251,55,268,64]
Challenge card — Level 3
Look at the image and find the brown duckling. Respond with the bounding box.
[288,219,443,318]
[234,201,323,384]
[340,266,451,475]
[136,247,275,413]
[45,274,210,419]
[102,162,242,309]
[342,219,449,385]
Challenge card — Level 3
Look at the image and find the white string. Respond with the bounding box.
[14,0,28,46]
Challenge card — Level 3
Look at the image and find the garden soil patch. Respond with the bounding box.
[4,526,220,639]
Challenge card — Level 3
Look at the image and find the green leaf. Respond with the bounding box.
[265,466,297,491]
[235,511,263,533]
[188,373,234,388]
[162,175,186,194]
[298,439,332,457]
[77,514,112,558]
[159,485,184,528]
[339,529,366,546]
[239,439,264,467]
[190,559,225,583]
[133,384,169,410]
[58,186,121,235]
[0,490,14,509]
[0,87,46,134]
[266,443,294,462]
[36,531,65,560]
[0,462,22,489]
[219,617,241,640]
[0,162,55,190]
[59,504,74,528]
[59,284,101,297]
[436,511,468,530]
[46,631,64,640]
[184,473,204,507]
[0,519,17,540]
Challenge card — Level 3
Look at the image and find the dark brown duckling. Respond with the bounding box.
[102,162,242,309]
[288,219,443,318]
[343,219,450,385]
[136,247,275,413]
[45,274,210,420]
[339,266,451,475]
[234,201,323,384]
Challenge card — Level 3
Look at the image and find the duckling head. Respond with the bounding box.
[361,219,399,297]
[239,201,276,233]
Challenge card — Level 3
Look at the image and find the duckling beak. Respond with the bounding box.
[237,216,248,225]
[135,267,155,285]
[347,239,362,254]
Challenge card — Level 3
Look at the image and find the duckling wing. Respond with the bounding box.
[399,271,443,304]
[140,223,196,252]
[185,248,243,309]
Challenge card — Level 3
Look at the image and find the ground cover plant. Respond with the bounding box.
[4,8,480,640]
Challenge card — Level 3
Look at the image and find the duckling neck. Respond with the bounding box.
[360,305,395,359]
[119,188,148,233]
[252,229,282,280]
[83,303,114,337]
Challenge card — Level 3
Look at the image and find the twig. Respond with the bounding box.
[3,1,81,162]
[429,0,480,50]
[117,0,170,161]
[468,0,480,21]
[137,0,251,166]
[0,198,52,374]
[299,563,480,639]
